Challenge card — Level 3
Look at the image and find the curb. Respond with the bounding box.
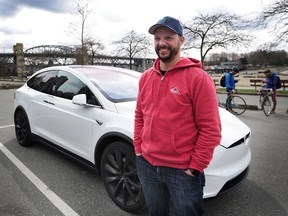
[0,83,24,90]
[247,104,259,110]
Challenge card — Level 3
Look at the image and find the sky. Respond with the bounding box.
[0,0,277,59]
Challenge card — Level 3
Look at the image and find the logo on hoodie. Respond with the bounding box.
[170,87,181,95]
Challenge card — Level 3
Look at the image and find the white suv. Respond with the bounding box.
[14,65,251,213]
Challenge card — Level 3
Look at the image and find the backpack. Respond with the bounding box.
[276,75,282,89]
[220,75,226,87]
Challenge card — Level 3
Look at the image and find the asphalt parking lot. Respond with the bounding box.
[1,89,288,216]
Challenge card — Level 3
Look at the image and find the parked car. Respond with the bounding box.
[14,65,251,213]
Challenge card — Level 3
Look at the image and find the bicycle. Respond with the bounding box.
[257,87,272,116]
[218,89,247,115]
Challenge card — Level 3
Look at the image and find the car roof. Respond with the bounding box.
[37,65,142,79]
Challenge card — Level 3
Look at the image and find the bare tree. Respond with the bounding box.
[68,0,104,65]
[113,30,151,69]
[260,0,288,44]
[247,47,288,66]
[86,38,105,65]
[183,12,253,65]
[207,53,223,65]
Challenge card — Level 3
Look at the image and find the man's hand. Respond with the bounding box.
[184,169,201,177]
[184,169,194,176]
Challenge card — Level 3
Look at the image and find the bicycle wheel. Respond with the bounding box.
[259,95,264,109]
[262,95,271,116]
[226,95,247,115]
[218,100,226,108]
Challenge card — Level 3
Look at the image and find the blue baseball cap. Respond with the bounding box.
[148,16,183,36]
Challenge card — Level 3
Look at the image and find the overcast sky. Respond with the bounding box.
[0,0,276,58]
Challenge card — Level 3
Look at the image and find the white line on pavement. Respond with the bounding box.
[0,142,79,216]
[0,124,14,129]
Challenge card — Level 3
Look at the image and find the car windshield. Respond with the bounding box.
[75,67,141,103]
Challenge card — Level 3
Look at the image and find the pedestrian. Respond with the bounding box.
[133,16,222,216]
[225,66,239,92]
[262,68,277,113]
[225,67,240,110]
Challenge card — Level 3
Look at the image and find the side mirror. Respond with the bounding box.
[72,94,86,106]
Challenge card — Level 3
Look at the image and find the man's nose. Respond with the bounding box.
[158,39,166,46]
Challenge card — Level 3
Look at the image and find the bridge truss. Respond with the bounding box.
[0,44,154,77]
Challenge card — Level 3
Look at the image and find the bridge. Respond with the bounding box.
[0,43,154,78]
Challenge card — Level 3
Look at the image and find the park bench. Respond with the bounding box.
[250,78,288,91]
[281,80,288,90]
[213,79,219,86]
[250,79,263,90]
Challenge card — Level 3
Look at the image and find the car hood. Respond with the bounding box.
[114,101,136,117]
[219,107,251,148]
[115,102,251,148]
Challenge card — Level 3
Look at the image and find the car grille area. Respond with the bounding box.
[218,166,249,196]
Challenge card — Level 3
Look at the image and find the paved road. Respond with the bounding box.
[1,89,288,216]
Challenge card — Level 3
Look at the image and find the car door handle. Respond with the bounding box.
[43,100,55,105]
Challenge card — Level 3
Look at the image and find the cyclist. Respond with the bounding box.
[261,69,277,114]
[225,67,240,110]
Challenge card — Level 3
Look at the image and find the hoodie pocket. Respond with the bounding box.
[150,130,182,156]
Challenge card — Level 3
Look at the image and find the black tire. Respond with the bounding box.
[100,141,146,213]
[259,95,264,109]
[226,95,247,115]
[14,110,32,146]
[262,96,271,116]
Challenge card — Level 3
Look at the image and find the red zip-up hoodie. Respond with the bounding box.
[134,57,221,172]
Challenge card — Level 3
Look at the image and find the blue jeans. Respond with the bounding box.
[226,90,232,110]
[136,156,205,216]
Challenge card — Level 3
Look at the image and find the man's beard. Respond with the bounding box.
[155,45,179,63]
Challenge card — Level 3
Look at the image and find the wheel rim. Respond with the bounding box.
[15,113,28,144]
[102,150,142,208]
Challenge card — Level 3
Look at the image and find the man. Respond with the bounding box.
[225,67,240,110]
[225,66,239,92]
[262,69,278,113]
[133,16,222,216]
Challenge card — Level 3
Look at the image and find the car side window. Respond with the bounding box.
[27,70,57,94]
[54,70,100,106]
[53,70,83,100]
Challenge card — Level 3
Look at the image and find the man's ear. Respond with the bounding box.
[180,36,185,46]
